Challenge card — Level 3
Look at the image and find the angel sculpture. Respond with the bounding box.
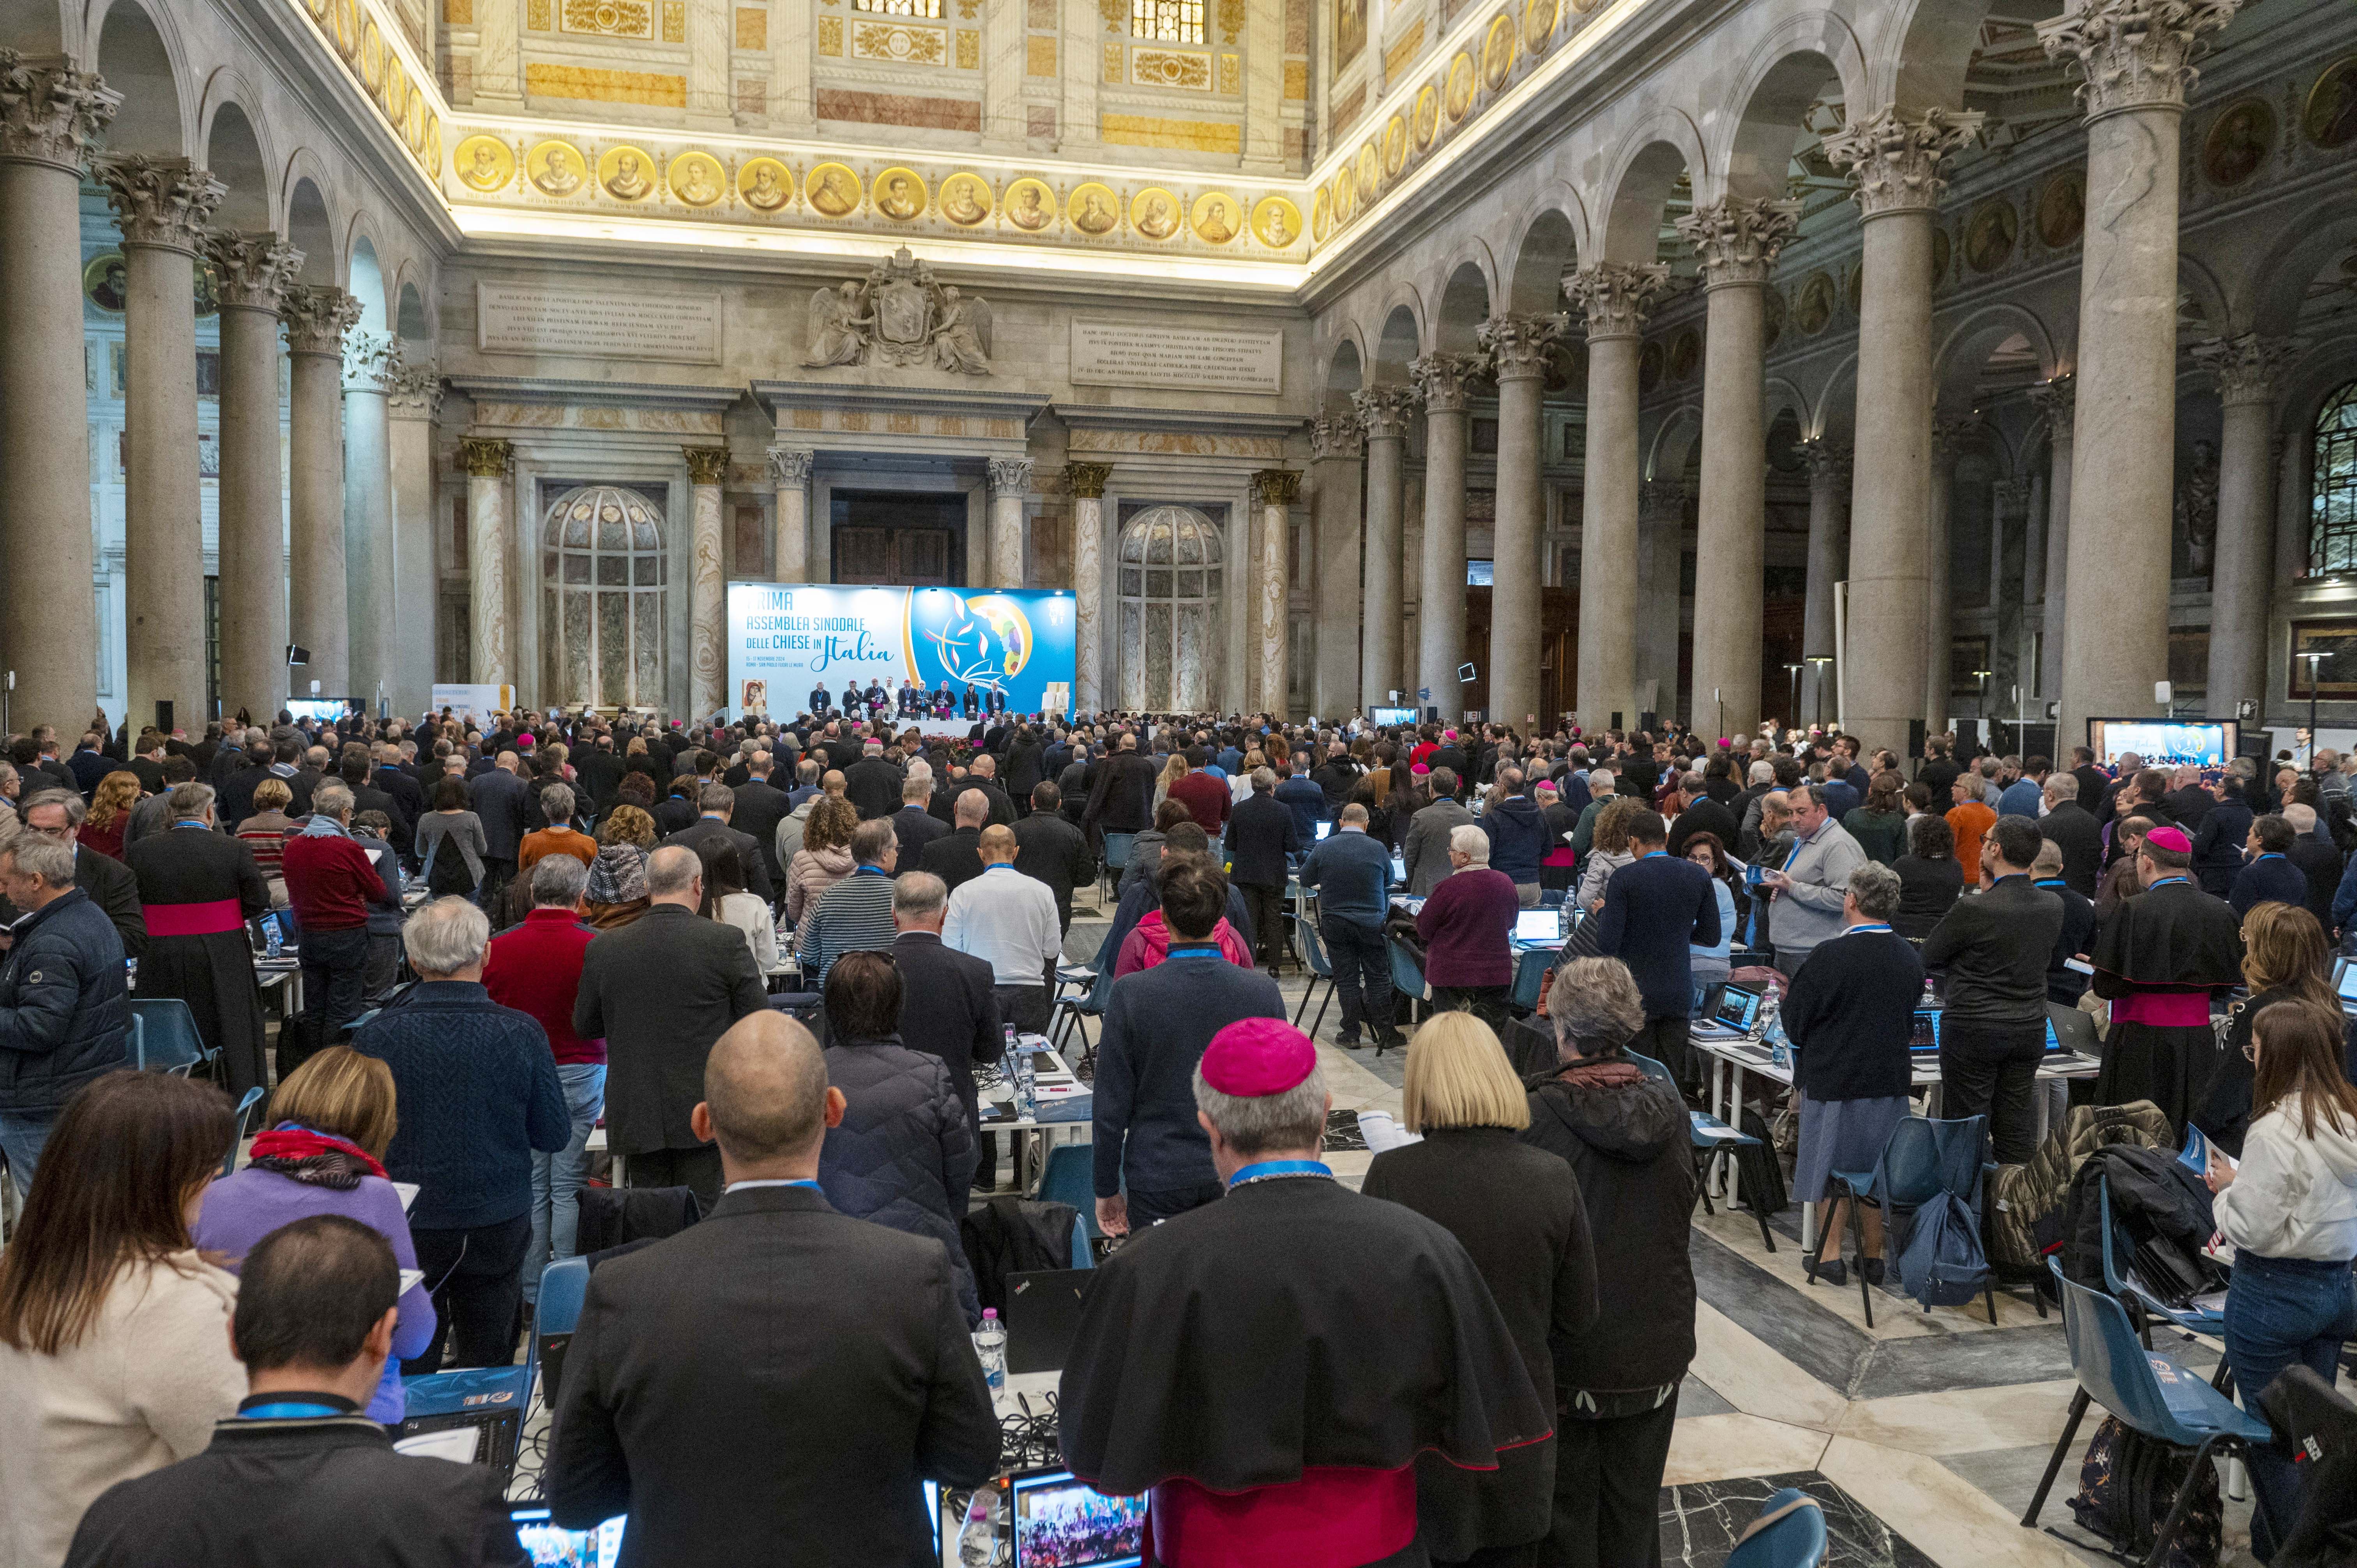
[931,286,992,376]
[803,280,871,367]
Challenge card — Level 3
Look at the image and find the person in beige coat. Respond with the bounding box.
[0,1073,245,1568]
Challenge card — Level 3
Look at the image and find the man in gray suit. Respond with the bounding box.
[1402,766,1475,896]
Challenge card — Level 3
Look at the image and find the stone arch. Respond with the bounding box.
[1433,258,1494,353]
[1810,353,1861,447]
[88,0,187,156]
[0,0,70,53]
[392,264,433,343]
[1645,402,1706,482]
[281,158,337,284]
[1868,0,2001,117]
[2241,199,2357,337]
[1324,335,1366,397]
[1116,505,1225,712]
[1933,302,2060,410]
[197,84,271,231]
[1712,16,1869,205]
[347,231,387,334]
[2178,254,2233,344]
[1765,374,1813,434]
[1503,205,1581,315]
[1599,115,1705,267]
[1371,299,1423,385]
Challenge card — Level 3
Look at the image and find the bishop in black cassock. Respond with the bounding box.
[2091,825,2244,1132]
[124,791,271,1095]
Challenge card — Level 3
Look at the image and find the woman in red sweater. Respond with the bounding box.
[1413,824,1521,1029]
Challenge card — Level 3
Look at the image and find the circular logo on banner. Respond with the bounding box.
[911,590,1034,691]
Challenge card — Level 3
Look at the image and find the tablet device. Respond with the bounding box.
[1009,1469,1148,1568]
[1909,1010,1941,1052]
[2338,956,2357,1012]
[1714,987,1761,1034]
[509,1508,625,1568]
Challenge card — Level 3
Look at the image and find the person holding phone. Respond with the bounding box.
[1752,784,1866,977]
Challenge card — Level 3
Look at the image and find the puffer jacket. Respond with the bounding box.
[2215,1093,2357,1262]
[1481,793,1551,886]
[1112,910,1254,977]
[0,887,131,1109]
[1520,1058,1695,1402]
[817,1035,982,1323]
[1988,1100,2172,1272]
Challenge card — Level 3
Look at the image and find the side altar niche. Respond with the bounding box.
[804,246,993,376]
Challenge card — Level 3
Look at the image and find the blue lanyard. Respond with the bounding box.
[1228,1159,1331,1188]
[240,1401,343,1421]
[1842,922,1892,935]
[2256,854,2285,863]
[1165,943,1226,961]
[854,865,888,876]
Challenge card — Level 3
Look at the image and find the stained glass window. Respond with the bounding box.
[854,0,942,16]
[1132,0,1205,43]
[2315,380,2357,573]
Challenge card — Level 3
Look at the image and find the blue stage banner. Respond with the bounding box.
[726,582,1077,725]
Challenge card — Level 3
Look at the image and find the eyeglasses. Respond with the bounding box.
[20,822,71,839]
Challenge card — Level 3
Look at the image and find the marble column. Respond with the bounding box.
[385,359,441,719]
[0,54,115,729]
[97,154,222,733]
[1355,386,1415,708]
[282,287,360,700]
[988,457,1032,590]
[1411,351,1485,719]
[1677,197,1798,741]
[2196,333,2301,718]
[1825,106,1981,758]
[1479,314,1562,730]
[459,436,513,689]
[685,447,727,719]
[767,446,812,581]
[2041,0,2241,740]
[1252,469,1300,718]
[1308,413,1364,719]
[1799,440,1852,726]
[1065,461,1111,715]
[1635,482,1687,723]
[1922,418,1971,731]
[205,231,300,726]
[342,330,396,710]
[2032,377,2075,700]
[1566,263,1670,733]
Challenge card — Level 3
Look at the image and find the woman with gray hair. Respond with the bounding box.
[1520,955,1696,1565]
[1413,823,1522,1028]
[1777,861,1925,1287]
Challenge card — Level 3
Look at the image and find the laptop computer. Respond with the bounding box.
[1907,1012,2069,1056]
[1004,1268,1094,1375]
[1512,908,1562,946]
[509,1508,625,1567]
[1009,1469,1149,1568]
[1314,820,1333,841]
[1714,986,1762,1035]
[2337,955,2357,1014]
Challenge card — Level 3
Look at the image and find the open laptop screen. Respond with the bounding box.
[510,1509,625,1567]
[1009,1470,1148,1568]
[1514,909,1560,943]
[1714,987,1761,1033]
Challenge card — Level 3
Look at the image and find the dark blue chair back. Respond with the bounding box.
[535,1257,589,1341]
[130,999,207,1074]
[1385,937,1428,1001]
[1297,918,1334,980]
[1877,1114,1987,1209]
[1038,1142,1099,1242]
[219,1087,267,1177]
[1723,1488,1828,1567]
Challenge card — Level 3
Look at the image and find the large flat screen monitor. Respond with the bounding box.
[1370,706,1418,727]
[2085,719,2236,771]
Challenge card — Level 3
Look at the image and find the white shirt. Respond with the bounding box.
[944,863,1062,987]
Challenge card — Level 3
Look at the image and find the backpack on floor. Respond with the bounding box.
[2069,1413,2223,1568]
[1733,1108,1787,1219]
[1891,1189,1989,1310]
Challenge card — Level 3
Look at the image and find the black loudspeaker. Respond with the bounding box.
[1610,711,1623,731]
[1424,706,1440,723]
[1639,711,1657,733]
[1908,718,1926,760]
[154,701,173,734]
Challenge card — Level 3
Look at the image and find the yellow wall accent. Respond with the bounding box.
[956,27,979,68]
[736,6,766,49]
[1102,41,1121,81]
[818,15,842,52]
[443,0,470,23]
[1026,34,1057,76]
[1283,59,1307,99]
[1382,17,1424,81]
[523,62,688,107]
[1101,113,1241,153]
[661,0,685,41]
[526,0,551,29]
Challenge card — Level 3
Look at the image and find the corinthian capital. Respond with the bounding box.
[94,154,224,254]
[1677,198,1801,287]
[684,447,730,487]
[459,436,514,479]
[2192,333,2304,407]
[0,52,119,170]
[1798,439,1852,485]
[1638,482,1687,527]
[280,284,362,357]
[1823,106,1984,218]
[1062,459,1111,500]
[769,447,816,489]
[1310,411,1364,460]
[385,357,444,420]
[1563,263,1674,341]
[1477,313,1566,381]
[1353,385,1418,441]
[203,230,303,313]
[342,330,397,393]
[988,457,1034,498]
[1408,351,1489,413]
[2028,374,2076,424]
[1252,469,1302,508]
[2038,0,2241,119]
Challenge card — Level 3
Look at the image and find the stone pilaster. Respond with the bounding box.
[2195,334,2302,718]
[1355,386,1418,711]
[767,446,814,583]
[1411,351,1488,718]
[384,357,443,719]
[1251,468,1301,718]
[282,286,362,699]
[1799,441,1853,727]
[459,436,515,690]
[207,231,301,724]
[1567,264,1673,732]
[343,332,398,707]
[1924,417,1975,731]
[987,457,1033,591]
[2031,377,2076,700]
[1065,461,1112,714]
[1308,411,1365,718]
[1477,314,1564,729]
[684,446,728,718]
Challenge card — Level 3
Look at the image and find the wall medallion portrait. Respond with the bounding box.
[1413,83,1439,148]
[1069,182,1121,235]
[2304,57,2357,149]
[1382,113,1408,176]
[1355,140,1380,199]
[1251,196,1302,249]
[82,252,127,314]
[1190,191,1241,244]
[1792,271,1836,336]
[2034,171,2083,251]
[332,0,359,57]
[739,156,794,212]
[2203,99,2275,187]
[453,134,514,193]
[1965,199,2017,274]
[1332,173,1357,225]
[526,140,588,198]
[1130,187,1181,240]
[1336,0,1366,68]
[1636,340,1663,395]
[874,167,930,221]
[1667,328,1700,382]
[940,172,994,226]
[194,265,218,319]
[1521,0,1555,52]
[597,145,656,201]
[1003,177,1056,231]
[359,17,384,91]
[805,162,864,217]
[1482,12,1514,89]
[1444,51,1475,120]
[1310,187,1332,242]
[668,152,726,207]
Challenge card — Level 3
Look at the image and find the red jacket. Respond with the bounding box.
[1114,910,1254,977]
[483,907,604,1065]
[1166,771,1232,835]
[280,827,390,933]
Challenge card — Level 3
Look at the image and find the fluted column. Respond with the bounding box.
[1826,106,1982,758]
[2041,0,2242,740]
[2196,334,2300,717]
[459,437,514,689]
[1923,418,1972,730]
[2032,377,2075,700]
[685,447,727,720]
[97,155,221,730]
[1800,441,1852,725]
[987,458,1031,590]
[1567,263,1671,733]
[342,330,396,710]
[1677,197,1799,740]
[1308,413,1364,718]
[1251,468,1300,718]
[1065,461,1111,715]
[1355,387,1415,709]
[205,232,300,725]
[767,446,812,582]
[283,286,361,699]
[1411,352,1485,718]
[385,359,441,719]
[0,54,116,729]
[1479,314,1562,730]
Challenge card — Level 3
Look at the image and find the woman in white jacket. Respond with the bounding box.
[2208,1000,2357,1559]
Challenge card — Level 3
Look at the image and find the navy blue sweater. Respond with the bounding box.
[356,981,570,1231]
[1091,950,1285,1199]
[1298,826,1393,924]
[1594,851,1721,1019]
[2231,853,2309,918]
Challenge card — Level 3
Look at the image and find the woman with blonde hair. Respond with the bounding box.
[1363,1012,1595,1567]
[1152,752,1187,812]
[191,1046,435,1424]
[584,804,656,930]
[79,772,142,860]
[1573,795,1646,913]
[2196,901,2340,1157]
[786,795,859,954]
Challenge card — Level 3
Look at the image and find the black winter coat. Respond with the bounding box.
[0,888,130,1110]
[818,1035,982,1323]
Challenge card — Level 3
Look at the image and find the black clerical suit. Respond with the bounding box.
[809,685,832,715]
[125,824,270,1094]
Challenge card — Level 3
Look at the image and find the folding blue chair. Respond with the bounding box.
[2099,1173,2229,1348]
[219,1086,267,1178]
[1628,1051,1775,1253]
[1051,964,1116,1065]
[1099,832,1136,902]
[1292,919,1337,1035]
[1037,1142,1101,1245]
[1510,948,1550,1012]
[2021,1261,2270,1566]
[535,1257,590,1345]
[1724,1489,1827,1568]
[130,999,208,1075]
[1825,1114,1995,1327]
[1385,937,1430,1029]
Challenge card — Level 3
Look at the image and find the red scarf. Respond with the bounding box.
[248,1126,387,1179]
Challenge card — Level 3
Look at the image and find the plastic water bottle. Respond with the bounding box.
[956,1491,997,1567]
[263,920,282,961]
[1007,1026,1036,1119]
[973,1308,1007,1395]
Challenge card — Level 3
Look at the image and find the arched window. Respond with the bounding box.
[2312,380,2357,572]
[543,485,667,710]
[1118,505,1223,712]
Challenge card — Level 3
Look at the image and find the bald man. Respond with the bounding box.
[944,823,1063,1033]
[917,788,989,893]
[548,1012,1000,1564]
